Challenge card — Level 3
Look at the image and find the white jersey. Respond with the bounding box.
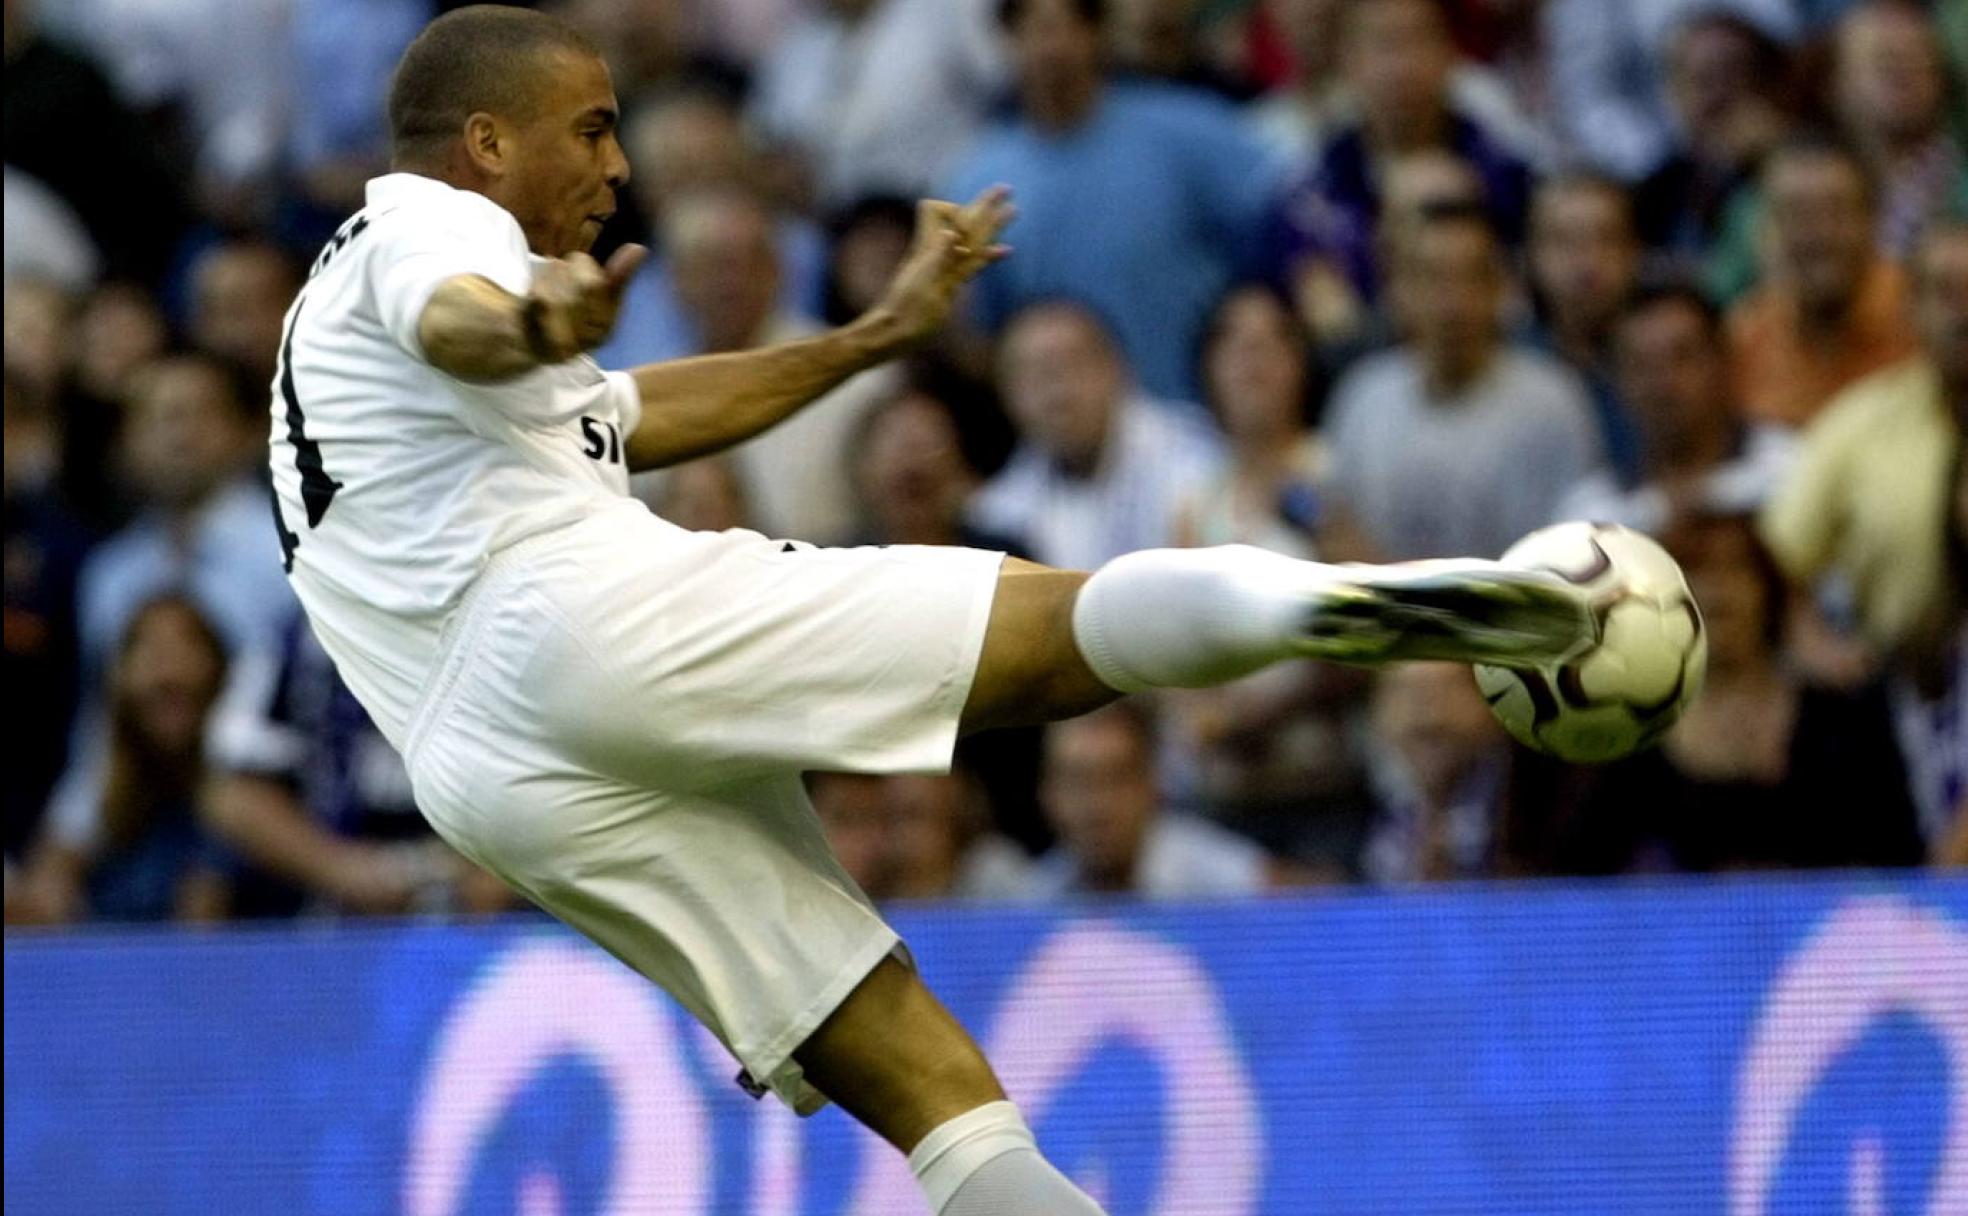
[268,172,643,748]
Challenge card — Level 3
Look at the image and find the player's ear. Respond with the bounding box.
[462,112,505,176]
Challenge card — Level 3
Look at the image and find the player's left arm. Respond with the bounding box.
[621,188,1012,472]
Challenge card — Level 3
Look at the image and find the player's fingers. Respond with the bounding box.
[564,252,607,298]
[957,184,1012,238]
[603,243,649,295]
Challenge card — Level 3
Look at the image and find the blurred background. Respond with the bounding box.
[2,0,1967,1210]
[4,0,1964,922]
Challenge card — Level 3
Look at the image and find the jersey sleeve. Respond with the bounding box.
[368,199,533,363]
[606,369,642,437]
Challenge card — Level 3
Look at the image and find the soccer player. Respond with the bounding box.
[270,8,1593,1211]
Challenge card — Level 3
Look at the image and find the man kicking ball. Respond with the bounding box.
[269,7,1592,1212]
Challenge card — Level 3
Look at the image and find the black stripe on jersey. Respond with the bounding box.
[280,295,343,529]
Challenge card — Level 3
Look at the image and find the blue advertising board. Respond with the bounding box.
[6,875,1966,1214]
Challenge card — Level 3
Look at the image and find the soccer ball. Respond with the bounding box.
[1475,522,1706,763]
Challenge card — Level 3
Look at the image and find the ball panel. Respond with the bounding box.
[1477,521,1706,764]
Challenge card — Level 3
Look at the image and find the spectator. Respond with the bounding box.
[1888,447,1964,860]
[72,283,169,411]
[1762,219,1966,667]
[1831,0,1968,260]
[1524,173,1646,480]
[599,87,828,367]
[204,612,515,918]
[944,0,1276,400]
[35,0,288,224]
[74,354,295,686]
[1023,700,1275,897]
[1558,281,1794,535]
[615,187,897,542]
[1266,0,1533,318]
[1166,284,1372,861]
[969,299,1223,570]
[3,366,94,857]
[809,770,891,896]
[287,0,430,223]
[1631,11,1797,277]
[187,241,302,392]
[1105,0,1258,100]
[1545,0,1799,183]
[1728,138,1919,428]
[2,166,98,291]
[750,0,1005,206]
[1360,662,1513,883]
[646,455,755,533]
[1561,513,1924,872]
[556,0,744,106]
[850,386,1047,845]
[2,277,72,408]
[851,388,1020,551]
[19,595,231,923]
[1250,0,1546,169]
[2,1,193,287]
[882,772,1034,899]
[1322,202,1602,559]
[821,195,916,327]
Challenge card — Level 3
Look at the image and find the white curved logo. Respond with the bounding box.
[1730,896,1968,1215]
[402,939,710,1216]
[844,921,1263,1212]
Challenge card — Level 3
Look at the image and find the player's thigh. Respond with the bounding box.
[526,508,1012,779]
[793,954,1006,1153]
[960,557,1116,734]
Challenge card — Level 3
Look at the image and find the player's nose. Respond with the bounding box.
[605,137,630,190]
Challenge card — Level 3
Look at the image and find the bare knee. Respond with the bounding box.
[961,560,1116,733]
[794,957,1005,1151]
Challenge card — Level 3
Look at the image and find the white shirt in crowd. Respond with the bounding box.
[750,0,1005,206]
[1553,425,1797,535]
[969,397,1226,572]
[1021,816,1271,900]
[269,172,643,748]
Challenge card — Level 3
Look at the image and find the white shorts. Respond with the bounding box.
[400,499,1005,1112]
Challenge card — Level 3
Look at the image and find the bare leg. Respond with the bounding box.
[960,558,1114,734]
[792,955,1006,1152]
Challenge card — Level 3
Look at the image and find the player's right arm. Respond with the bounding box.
[415,244,648,383]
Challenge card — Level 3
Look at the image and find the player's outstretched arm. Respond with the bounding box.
[621,188,1012,472]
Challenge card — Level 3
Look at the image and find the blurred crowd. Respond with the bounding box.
[4,0,1966,926]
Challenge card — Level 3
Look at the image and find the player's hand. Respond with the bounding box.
[524,243,649,364]
[871,186,1014,344]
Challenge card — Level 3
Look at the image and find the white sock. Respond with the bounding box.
[908,1101,1106,1214]
[1070,545,1331,693]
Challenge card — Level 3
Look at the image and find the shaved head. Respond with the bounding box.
[388,5,602,165]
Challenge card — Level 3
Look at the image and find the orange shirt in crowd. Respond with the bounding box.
[1727,261,1918,428]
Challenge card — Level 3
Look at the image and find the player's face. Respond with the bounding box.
[499,49,629,257]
